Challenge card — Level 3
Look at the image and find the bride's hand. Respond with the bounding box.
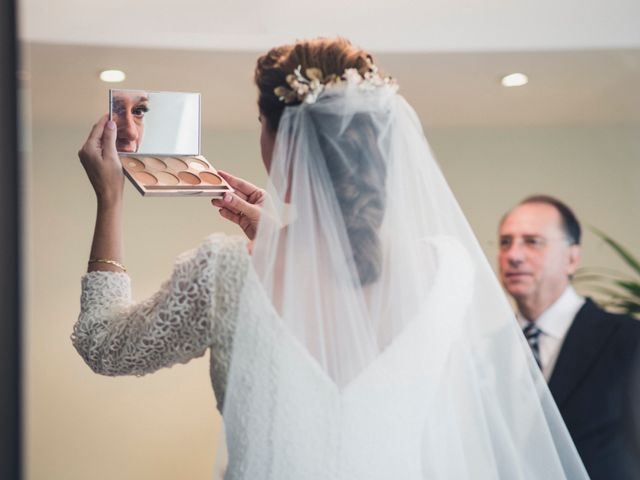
[78,114,124,205]
[212,171,265,240]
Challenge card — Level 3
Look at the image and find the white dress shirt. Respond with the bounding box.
[517,286,586,381]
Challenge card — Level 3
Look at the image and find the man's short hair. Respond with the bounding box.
[517,195,582,245]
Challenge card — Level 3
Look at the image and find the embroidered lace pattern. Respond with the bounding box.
[71,234,250,411]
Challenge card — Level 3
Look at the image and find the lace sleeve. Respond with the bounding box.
[71,234,249,376]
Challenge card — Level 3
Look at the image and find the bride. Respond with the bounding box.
[73,37,589,479]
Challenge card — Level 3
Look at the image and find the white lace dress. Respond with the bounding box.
[74,233,473,480]
[72,233,251,411]
[221,236,473,479]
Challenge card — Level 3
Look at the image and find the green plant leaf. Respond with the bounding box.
[574,273,622,283]
[609,300,640,315]
[581,227,640,318]
[614,280,640,298]
[621,302,640,314]
[574,266,635,280]
[581,286,633,299]
[591,227,640,276]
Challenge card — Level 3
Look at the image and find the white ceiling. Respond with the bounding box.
[19,1,640,130]
[19,0,640,52]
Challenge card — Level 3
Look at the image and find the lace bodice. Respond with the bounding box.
[72,233,250,411]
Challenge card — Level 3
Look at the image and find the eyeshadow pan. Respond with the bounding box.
[199,172,223,185]
[189,159,209,171]
[177,171,201,185]
[154,171,180,185]
[133,171,158,185]
[143,157,167,170]
[164,157,189,170]
[123,158,144,170]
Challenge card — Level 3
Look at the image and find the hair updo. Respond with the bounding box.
[255,38,372,131]
[254,38,387,286]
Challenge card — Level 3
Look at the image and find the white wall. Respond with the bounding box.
[25,120,640,479]
[20,0,640,52]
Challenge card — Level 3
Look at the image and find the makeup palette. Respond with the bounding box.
[110,89,233,197]
[119,154,230,197]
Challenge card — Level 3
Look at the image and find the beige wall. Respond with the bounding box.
[25,126,265,480]
[25,121,640,479]
[428,125,640,272]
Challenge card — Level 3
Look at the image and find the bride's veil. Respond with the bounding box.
[216,73,589,479]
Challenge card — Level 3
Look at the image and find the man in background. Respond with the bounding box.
[498,195,640,480]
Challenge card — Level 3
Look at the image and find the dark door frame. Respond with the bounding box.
[0,0,23,477]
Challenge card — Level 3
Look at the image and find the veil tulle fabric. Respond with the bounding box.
[217,81,589,479]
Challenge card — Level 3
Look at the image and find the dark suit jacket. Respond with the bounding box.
[548,298,640,480]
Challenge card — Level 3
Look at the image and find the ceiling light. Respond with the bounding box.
[99,69,126,83]
[501,73,528,87]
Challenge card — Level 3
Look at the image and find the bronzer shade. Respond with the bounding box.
[200,172,223,185]
[164,157,189,170]
[133,171,158,185]
[177,171,201,185]
[144,157,168,170]
[154,171,180,185]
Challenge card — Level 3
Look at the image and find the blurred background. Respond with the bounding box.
[17,1,640,478]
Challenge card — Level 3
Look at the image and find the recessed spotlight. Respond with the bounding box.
[501,73,528,87]
[99,69,126,83]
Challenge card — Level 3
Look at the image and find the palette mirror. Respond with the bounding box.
[109,89,232,197]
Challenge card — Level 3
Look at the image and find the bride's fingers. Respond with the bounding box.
[221,192,259,219]
[218,207,242,226]
[101,119,118,159]
[218,206,256,239]
[212,189,248,204]
[79,115,109,165]
[86,114,109,147]
[211,197,243,212]
[217,170,261,197]
[211,197,246,221]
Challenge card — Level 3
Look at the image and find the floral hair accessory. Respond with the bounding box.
[274,60,398,105]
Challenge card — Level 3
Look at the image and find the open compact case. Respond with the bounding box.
[110,89,233,197]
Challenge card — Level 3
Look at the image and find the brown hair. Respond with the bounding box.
[520,195,581,245]
[254,37,372,131]
[499,194,582,245]
[254,38,386,286]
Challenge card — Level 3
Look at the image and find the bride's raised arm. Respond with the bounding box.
[73,115,250,377]
[78,115,125,275]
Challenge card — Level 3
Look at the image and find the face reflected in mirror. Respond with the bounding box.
[111,91,149,153]
[109,89,201,155]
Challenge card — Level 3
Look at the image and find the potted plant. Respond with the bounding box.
[574,228,640,318]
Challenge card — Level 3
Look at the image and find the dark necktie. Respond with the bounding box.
[522,321,543,368]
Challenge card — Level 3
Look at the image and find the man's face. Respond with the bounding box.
[498,203,580,307]
[111,92,149,153]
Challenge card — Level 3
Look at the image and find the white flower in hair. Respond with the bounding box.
[274,62,397,105]
[343,68,363,85]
